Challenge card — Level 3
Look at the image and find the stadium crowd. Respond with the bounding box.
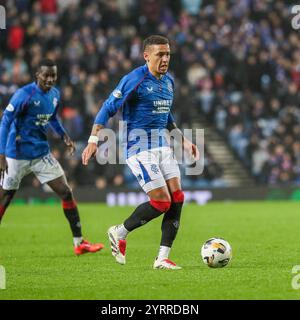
[0,0,298,188]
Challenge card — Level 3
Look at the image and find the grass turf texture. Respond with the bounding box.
[0,201,300,300]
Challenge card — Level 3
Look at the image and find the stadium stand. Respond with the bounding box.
[0,0,298,188]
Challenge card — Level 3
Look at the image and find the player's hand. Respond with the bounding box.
[82,143,98,165]
[63,135,76,156]
[183,138,200,162]
[0,154,8,182]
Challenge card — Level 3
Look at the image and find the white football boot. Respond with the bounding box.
[107,225,126,265]
[153,257,182,270]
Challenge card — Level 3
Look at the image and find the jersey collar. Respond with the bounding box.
[33,82,52,94]
[33,82,44,94]
[143,64,166,81]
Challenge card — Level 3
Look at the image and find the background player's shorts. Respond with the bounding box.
[1,153,64,190]
[126,147,180,193]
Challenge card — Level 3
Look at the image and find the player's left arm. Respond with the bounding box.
[49,99,75,156]
[0,89,28,179]
[167,113,200,161]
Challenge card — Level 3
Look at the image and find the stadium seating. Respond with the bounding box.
[1,0,297,187]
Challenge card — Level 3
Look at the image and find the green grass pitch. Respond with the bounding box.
[0,201,300,300]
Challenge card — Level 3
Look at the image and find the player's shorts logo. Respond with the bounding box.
[151,164,159,174]
[6,177,17,189]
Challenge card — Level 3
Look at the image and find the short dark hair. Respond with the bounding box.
[143,35,169,51]
[38,59,57,69]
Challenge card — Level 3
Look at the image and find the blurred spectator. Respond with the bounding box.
[7,19,24,52]
[61,107,84,142]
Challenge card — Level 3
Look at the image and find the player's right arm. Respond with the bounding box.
[0,89,28,180]
[82,71,144,165]
[167,113,200,161]
[82,124,104,165]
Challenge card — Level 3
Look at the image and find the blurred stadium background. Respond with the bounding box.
[3,0,300,301]
[0,0,299,204]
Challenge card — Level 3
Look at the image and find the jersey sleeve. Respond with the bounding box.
[94,72,144,126]
[49,94,66,139]
[49,113,66,139]
[0,89,28,155]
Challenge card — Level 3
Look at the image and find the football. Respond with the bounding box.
[201,238,232,268]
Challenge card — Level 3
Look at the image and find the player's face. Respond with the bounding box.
[144,44,170,78]
[36,66,57,92]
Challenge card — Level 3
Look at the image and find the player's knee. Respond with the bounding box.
[172,190,184,203]
[149,190,171,212]
[151,189,172,202]
[150,198,171,213]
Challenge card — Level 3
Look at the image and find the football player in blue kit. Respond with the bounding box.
[82,35,199,269]
[0,59,104,255]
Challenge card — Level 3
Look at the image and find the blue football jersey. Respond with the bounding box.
[95,64,175,158]
[0,82,66,160]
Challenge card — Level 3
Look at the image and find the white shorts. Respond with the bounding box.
[1,153,64,190]
[126,147,180,193]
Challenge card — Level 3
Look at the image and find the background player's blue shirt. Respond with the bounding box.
[0,82,66,160]
[94,64,175,158]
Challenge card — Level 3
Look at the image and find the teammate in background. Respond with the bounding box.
[0,59,104,256]
[82,35,199,269]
